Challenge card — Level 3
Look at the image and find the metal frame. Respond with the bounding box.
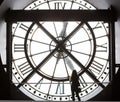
[5,9,116,22]
[4,7,117,88]
[109,22,116,81]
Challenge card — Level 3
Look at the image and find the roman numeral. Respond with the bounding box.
[14,44,28,52]
[14,44,24,52]
[89,60,104,75]
[19,23,29,31]
[55,82,64,94]
[96,43,107,52]
[34,78,44,89]
[54,2,66,10]
[103,22,109,28]
[18,61,32,76]
[19,23,34,34]
[92,22,102,30]
[70,1,73,9]
[79,76,88,88]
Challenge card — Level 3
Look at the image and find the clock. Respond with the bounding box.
[11,0,110,101]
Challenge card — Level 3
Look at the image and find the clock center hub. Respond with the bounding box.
[49,36,72,59]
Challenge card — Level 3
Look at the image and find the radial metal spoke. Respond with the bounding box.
[61,47,105,88]
[17,70,35,88]
[62,54,70,77]
[66,39,91,47]
[47,80,52,98]
[62,22,84,43]
[36,21,58,43]
[31,39,55,47]
[35,47,60,71]
[13,50,52,61]
[36,21,84,46]
[53,22,59,38]
[14,35,55,47]
[17,47,58,88]
[71,50,91,57]
[71,49,108,61]
[52,53,61,78]
[30,50,52,57]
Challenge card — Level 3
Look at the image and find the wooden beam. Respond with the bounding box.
[5,9,117,22]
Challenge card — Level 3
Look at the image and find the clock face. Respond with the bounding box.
[12,0,109,101]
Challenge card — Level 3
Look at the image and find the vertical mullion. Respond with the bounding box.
[6,22,12,98]
[7,22,12,82]
[109,21,115,82]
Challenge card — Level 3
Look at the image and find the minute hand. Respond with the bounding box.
[62,22,84,43]
[60,22,68,37]
[59,22,75,70]
[36,21,84,46]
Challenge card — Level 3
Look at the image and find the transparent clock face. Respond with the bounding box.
[12,0,109,101]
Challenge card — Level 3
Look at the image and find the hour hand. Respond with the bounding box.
[63,53,75,71]
[59,22,75,71]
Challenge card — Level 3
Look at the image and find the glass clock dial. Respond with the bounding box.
[12,0,109,101]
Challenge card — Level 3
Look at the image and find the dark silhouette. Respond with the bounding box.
[70,70,81,101]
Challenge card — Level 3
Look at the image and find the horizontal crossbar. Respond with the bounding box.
[5,9,117,22]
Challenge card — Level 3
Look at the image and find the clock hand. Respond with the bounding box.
[36,21,75,75]
[63,22,84,43]
[36,21,84,48]
[55,52,61,65]
[64,56,75,70]
[17,47,59,88]
[59,22,75,71]
[36,21,83,72]
[36,21,58,43]
[59,22,68,38]
[62,47,105,88]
